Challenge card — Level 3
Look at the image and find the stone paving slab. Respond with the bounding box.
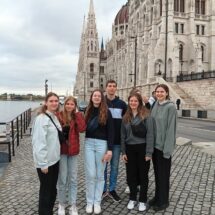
[0,130,215,215]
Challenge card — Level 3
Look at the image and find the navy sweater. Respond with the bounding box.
[85,107,114,150]
[106,96,127,145]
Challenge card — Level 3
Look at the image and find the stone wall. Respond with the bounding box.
[177,79,215,110]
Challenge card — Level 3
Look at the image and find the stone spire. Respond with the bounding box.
[81,15,86,36]
[89,0,95,15]
[101,37,104,50]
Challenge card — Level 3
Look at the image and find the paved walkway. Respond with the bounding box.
[0,128,215,215]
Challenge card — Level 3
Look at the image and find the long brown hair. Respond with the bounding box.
[85,89,108,125]
[38,92,59,115]
[61,96,77,125]
[123,92,149,123]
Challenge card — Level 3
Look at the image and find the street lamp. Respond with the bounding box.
[164,0,169,81]
[129,36,137,87]
[83,71,86,101]
[45,79,48,96]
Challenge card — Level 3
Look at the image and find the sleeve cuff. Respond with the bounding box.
[163,153,171,159]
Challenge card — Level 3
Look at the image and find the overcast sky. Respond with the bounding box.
[0,0,126,95]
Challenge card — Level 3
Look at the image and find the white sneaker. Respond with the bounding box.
[58,203,65,215]
[125,186,130,194]
[127,200,136,210]
[69,204,78,215]
[86,204,93,214]
[94,204,101,214]
[138,202,146,211]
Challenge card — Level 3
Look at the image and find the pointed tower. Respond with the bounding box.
[74,0,100,100]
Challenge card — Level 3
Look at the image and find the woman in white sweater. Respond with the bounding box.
[32,92,61,215]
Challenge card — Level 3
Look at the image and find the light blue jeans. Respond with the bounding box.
[57,154,78,205]
[104,144,121,192]
[84,138,107,205]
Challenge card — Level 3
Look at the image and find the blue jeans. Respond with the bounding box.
[104,144,121,192]
[57,154,78,205]
[84,138,107,205]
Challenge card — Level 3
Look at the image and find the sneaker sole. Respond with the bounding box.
[108,194,121,202]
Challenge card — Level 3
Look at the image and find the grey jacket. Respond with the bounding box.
[151,100,177,159]
[121,115,155,157]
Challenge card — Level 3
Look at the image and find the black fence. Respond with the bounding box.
[0,108,31,162]
[177,70,215,82]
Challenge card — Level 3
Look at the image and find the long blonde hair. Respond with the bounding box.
[61,96,77,125]
[123,92,149,123]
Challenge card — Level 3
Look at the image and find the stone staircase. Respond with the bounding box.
[168,82,203,110]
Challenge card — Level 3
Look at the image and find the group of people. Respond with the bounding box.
[32,80,177,215]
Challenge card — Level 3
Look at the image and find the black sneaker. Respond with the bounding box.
[102,191,109,199]
[148,197,157,207]
[153,202,169,212]
[109,190,121,202]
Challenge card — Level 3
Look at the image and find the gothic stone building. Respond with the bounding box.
[74,0,215,109]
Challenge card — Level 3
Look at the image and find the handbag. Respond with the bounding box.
[86,116,99,133]
[130,119,147,138]
[45,113,66,145]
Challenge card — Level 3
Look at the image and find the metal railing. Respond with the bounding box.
[0,108,31,162]
[176,70,215,82]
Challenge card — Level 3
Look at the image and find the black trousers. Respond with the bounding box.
[37,162,59,215]
[126,144,150,203]
[152,148,171,206]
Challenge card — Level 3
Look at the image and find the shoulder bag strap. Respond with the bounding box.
[45,113,59,131]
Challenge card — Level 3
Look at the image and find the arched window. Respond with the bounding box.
[174,0,184,12]
[174,0,179,11]
[180,0,184,12]
[91,41,93,51]
[151,7,153,24]
[179,44,183,61]
[201,0,206,14]
[160,0,162,16]
[90,63,94,73]
[201,45,204,61]
[196,0,206,15]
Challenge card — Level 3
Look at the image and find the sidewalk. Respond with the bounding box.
[0,129,215,215]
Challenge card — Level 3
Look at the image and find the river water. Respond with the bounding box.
[0,101,41,123]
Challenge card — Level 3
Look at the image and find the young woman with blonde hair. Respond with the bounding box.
[56,96,86,215]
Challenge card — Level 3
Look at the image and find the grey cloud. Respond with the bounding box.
[0,0,126,94]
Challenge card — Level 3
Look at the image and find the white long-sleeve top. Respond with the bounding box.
[32,111,61,169]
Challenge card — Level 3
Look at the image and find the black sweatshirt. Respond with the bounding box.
[85,107,114,150]
[105,96,127,145]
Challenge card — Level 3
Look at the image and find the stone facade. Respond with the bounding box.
[74,0,215,109]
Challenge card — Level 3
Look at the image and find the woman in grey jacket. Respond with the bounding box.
[150,84,177,212]
[121,92,155,212]
[32,92,61,215]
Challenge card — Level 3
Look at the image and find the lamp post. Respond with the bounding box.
[129,36,137,87]
[45,79,48,96]
[164,0,169,81]
[83,71,86,101]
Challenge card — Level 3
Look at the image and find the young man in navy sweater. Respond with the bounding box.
[103,80,127,202]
